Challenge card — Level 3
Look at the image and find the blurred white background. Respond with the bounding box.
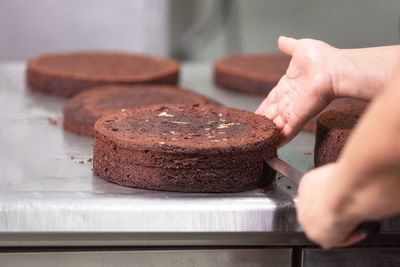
[0,0,399,62]
[0,0,168,61]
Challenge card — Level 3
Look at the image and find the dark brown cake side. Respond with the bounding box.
[93,104,278,192]
[27,52,180,98]
[314,105,365,167]
[63,85,219,137]
[303,98,368,133]
[214,53,290,95]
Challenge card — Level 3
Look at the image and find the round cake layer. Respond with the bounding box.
[303,98,368,133]
[93,104,278,192]
[27,52,180,97]
[63,85,219,137]
[214,53,290,95]
[314,105,365,167]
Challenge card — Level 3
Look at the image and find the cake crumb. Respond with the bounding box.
[257,188,265,194]
[70,156,75,160]
[217,122,238,129]
[171,121,189,125]
[87,158,92,162]
[158,111,174,117]
[287,185,292,190]
[45,116,58,125]
[78,160,84,164]
[304,151,312,155]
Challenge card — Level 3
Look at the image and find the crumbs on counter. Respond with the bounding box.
[304,151,312,155]
[87,158,92,162]
[70,156,75,160]
[287,185,292,190]
[78,160,84,164]
[45,116,58,125]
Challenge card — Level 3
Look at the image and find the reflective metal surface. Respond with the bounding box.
[266,157,303,186]
[301,248,400,267]
[0,248,292,267]
[0,62,314,245]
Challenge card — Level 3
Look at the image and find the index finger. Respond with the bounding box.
[255,88,277,115]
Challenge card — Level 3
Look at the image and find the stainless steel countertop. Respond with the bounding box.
[0,62,398,247]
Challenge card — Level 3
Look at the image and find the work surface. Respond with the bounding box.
[0,62,396,247]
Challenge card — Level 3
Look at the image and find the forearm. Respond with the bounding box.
[331,45,400,100]
[328,67,400,220]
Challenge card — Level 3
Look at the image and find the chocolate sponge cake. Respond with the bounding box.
[214,53,290,95]
[93,104,278,192]
[27,52,180,97]
[314,105,365,167]
[63,85,219,137]
[303,98,367,133]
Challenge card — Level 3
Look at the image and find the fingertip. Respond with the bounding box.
[277,135,291,148]
[277,124,296,148]
[342,232,367,247]
[278,36,296,56]
[255,97,269,115]
[277,139,287,148]
[321,244,332,250]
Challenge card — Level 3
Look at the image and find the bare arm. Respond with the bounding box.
[331,64,400,220]
[333,46,400,100]
[296,65,400,248]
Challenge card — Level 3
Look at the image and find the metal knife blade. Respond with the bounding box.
[266,157,303,185]
[265,157,380,236]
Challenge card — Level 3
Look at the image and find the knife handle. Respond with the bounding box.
[354,221,380,235]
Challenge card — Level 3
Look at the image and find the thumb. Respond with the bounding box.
[278,36,297,56]
[340,232,367,247]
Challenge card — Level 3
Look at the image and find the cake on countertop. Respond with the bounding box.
[63,85,219,137]
[27,52,180,97]
[314,105,365,167]
[214,53,290,95]
[93,104,279,192]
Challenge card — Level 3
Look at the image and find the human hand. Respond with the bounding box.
[296,163,366,249]
[256,36,337,146]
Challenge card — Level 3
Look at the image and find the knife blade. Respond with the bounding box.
[266,157,380,236]
[266,157,303,186]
